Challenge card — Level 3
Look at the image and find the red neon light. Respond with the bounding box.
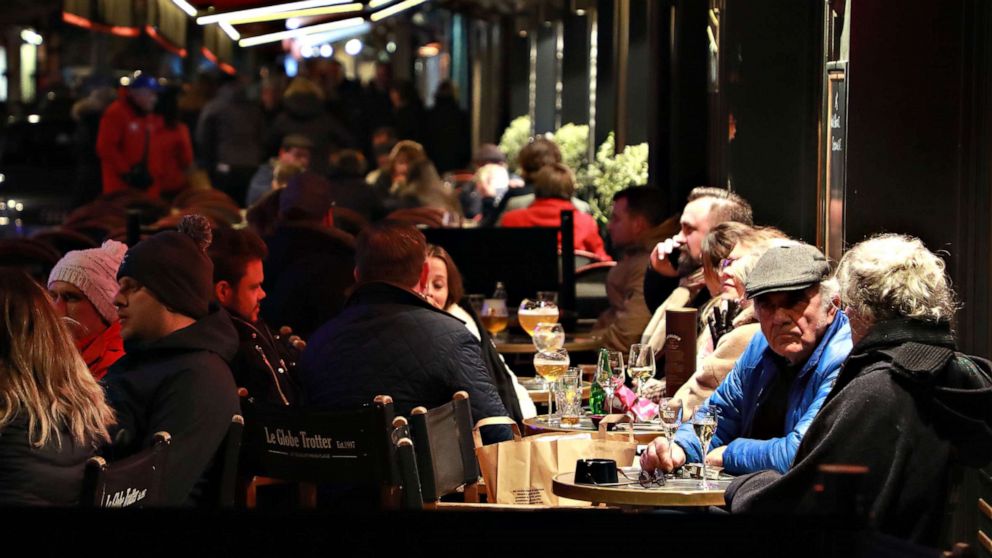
[145,25,188,58]
[201,47,237,75]
[62,11,141,37]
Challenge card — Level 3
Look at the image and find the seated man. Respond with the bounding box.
[104,215,240,506]
[299,221,512,444]
[726,234,992,545]
[246,133,312,207]
[209,227,304,406]
[47,239,129,380]
[640,244,852,475]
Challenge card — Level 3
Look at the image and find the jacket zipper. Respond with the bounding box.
[234,317,291,406]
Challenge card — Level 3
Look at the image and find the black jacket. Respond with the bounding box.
[299,282,513,444]
[0,416,95,506]
[229,315,305,407]
[726,319,992,544]
[261,221,356,340]
[103,306,240,506]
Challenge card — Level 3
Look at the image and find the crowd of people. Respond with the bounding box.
[0,61,989,552]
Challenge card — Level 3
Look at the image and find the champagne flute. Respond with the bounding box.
[595,349,624,414]
[628,343,655,399]
[480,298,509,335]
[534,348,569,424]
[533,322,565,352]
[658,397,681,475]
[518,298,559,337]
[692,405,720,489]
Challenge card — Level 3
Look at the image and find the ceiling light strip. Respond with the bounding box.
[197,0,351,25]
[238,16,365,47]
[171,0,198,17]
[218,21,240,41]
[368,0,397,7]
[227,3,362,24]
[370,0,428,22]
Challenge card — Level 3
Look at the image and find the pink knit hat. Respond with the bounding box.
[48,240,128,323]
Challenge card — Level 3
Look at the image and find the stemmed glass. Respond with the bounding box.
[534,348,569,424]
[628,343,655,399]
[480,298,509,335]
[518,298,559,337]
[657,397,681,478]
[533,322,565,352]
[594,349,624,414]
[692,405,720,489]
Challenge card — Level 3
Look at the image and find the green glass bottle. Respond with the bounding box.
[589,350,607,414]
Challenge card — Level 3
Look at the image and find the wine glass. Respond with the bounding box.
[692,405,720,489]
[480,298,509,335]
[594,349,624,414]
[518,298,559,337]
[534,348,569,424]
[628,343,655,399]
[658,397,681,474]
[533,322,565,352]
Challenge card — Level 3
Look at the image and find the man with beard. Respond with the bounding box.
[640,187,753,357]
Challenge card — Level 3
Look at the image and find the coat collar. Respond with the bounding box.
[345,281,450,316]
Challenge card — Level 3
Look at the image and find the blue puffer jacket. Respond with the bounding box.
[675,311,851,475]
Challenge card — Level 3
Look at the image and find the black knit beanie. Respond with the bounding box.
[117,215,214,319]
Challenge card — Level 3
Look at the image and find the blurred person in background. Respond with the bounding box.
[266,77,354,175]
[196,74,264,207]
[0,269,116,506]
[246,134,312,207]
[364,126,397,186]
[71,84,116,206]
[48,240,129,380]
[327,149,385,222]
[149,86,194,202]
[389,80,425,144]
[425,81,470,174]
[372,140,427,206]
[96,75,162,195]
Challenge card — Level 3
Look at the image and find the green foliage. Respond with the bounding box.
[552,123,591,188]
[498,115,532,174]
[586,133,650,225]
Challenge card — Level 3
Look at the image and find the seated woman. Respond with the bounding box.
[373,140,427,208]
[424,245,536,423]
[500,163,610,261]
[0,269,116,505]
[726,234,992,545]
[668,225,789,413]
[47,240,129,380]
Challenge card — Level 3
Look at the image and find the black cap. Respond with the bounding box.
[745,244,830,299]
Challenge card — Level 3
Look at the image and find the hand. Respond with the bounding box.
[707,299,741,345]
[639,378,666,403]
[704,445,726,468]
[649,236,683,277]
[640,436,687,473]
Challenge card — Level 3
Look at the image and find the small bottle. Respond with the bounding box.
[492,281,507,300]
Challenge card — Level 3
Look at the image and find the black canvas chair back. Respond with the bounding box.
[239,395,399,503]
[408,391,480,503]
[202,415,244,508]
[82,431,171,508]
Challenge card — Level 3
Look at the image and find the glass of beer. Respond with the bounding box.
[518,298,559,336]
[480,298,509,335]
[532,322,565,352]
[534,348,569,423]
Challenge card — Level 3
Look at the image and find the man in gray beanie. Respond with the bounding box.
[641,243,852,476]
[103,215,240,506]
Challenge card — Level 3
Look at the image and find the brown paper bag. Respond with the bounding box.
[473,419,636,506]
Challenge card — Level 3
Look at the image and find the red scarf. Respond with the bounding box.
[76,321,125,381]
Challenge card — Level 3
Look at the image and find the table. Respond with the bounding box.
[522,416,668,444]
[494,334,601,354]
[552,470,730,507]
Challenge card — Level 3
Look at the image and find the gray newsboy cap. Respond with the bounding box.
[745,244,830,299]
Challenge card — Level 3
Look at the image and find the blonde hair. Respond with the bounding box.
[724,228,793,286]
[835,233,957,324]
[0,269,115,448]
[273,161,304,187]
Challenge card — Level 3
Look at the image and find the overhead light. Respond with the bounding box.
[218,21,240,41]
[320,43,333,57]
[171,0,198,17]
[286,18,302,29]
[225,3,362,25]
[20,29,43,45]
[301,44,315,57]
[386,40,397,53]
[370,0,428,22]
[297,22,371,47]
[576,9,586,16]
[368,0,396,7]
[197,0,352,25]
[417,41,440,57]
[239,16,364,47]
[344,38,362,56]
[120,76,131,86]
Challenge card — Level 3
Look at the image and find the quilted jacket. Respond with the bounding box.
[299,282,512,444]
[674,311,852,474]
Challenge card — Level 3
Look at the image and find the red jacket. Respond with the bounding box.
[149,123,193,195]
[96,96,162,195]
[501,198,611,261]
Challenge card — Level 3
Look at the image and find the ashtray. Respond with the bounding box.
[588,414,606,427]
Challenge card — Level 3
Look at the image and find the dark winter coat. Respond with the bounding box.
[725,319,992,544]
[103,306,240,506]
[229,315,305,407]
[0,416,96,506]
[299,282,513,444]
[261,221,356,340]
[266,93,355,174]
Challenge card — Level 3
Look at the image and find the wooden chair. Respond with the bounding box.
[237,395,407,509]
[407,391,481,507]
[81,431,171,508]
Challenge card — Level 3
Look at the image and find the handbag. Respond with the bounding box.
[122,124,153,190]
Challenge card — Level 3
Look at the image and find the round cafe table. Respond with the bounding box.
[522,416,667,444]
[552,470,729,508]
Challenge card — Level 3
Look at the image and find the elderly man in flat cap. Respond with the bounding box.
[641,243,852,476]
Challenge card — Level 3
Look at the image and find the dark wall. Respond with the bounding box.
[722,0,823,242]
[534,23,558,134]
[561,13,590,126]
[845,0,992,357]
[505,29,531,122]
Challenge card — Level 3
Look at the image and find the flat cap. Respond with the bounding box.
[280,133,314,150]
[745,243,830,299]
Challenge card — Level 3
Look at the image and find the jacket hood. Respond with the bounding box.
[852,319,992,466]
[282,93,324,119]
[122,304,239,364]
